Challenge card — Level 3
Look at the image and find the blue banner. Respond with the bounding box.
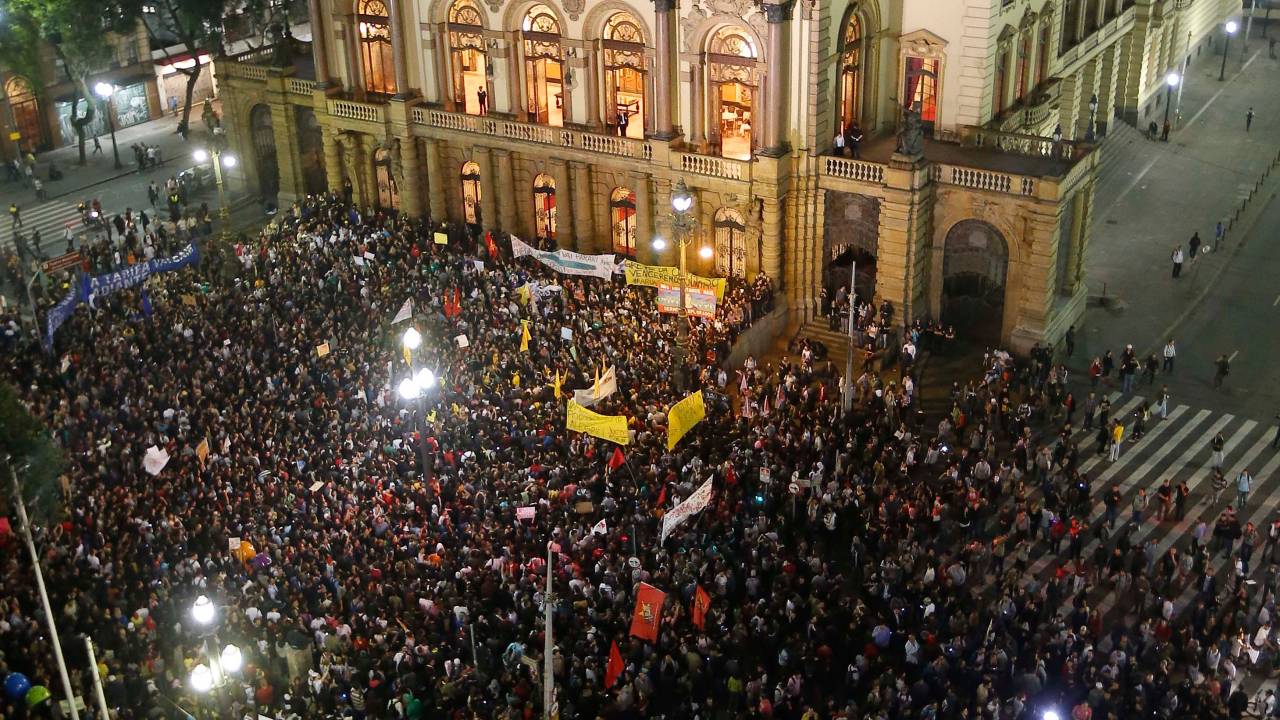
[44,243,201,347]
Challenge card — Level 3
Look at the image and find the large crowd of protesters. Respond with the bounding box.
[1,191,1278,720]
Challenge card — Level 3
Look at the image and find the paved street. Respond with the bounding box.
[1079,32,1280,418]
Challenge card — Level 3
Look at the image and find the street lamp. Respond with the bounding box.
[187,596,241,720]
[1163,72,1180,133]
[660,177,698,392]
[1221,20,1238,80]
[191,595,216,626]
[399,328,436,482]
[1052,124,1063,145]
[1085,93,1098,141]
[92,82,122,170]
[193,139,236,232]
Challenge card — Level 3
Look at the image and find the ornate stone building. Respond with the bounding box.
[217,0,1235,352]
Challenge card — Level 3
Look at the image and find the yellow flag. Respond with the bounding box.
[667,390,707,450]
[403,346,412,367]
[512,372,521,387]
[548,368,564,399]
[566,400,630,445]
[427,410,438,423]
[516,283,532,306]
[520,320,531,353]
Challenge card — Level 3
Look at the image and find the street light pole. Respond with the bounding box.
[1163,72,1179,134]
[1220,21,1238,81]
[1243,0,1256,60]
[7,462,81,720]
[842,259,857,413]
[664,178,698,393]
[542,542,555,720]
[93,83,121,170]
[1085,93,1098,142]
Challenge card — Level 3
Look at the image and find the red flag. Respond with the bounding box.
[608,447,625,472]
[485,231,499,259]
[655,484,667,508]
[605,641,624,688]
[629,583,666,642]
[691,585,711,630]
[453,288,462,314]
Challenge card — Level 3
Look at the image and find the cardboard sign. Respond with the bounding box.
[181,294,197,307]
[574,501,594,515]
[516,506,536,521]
[316,343,330,357]
[434,232,448,245]
[229,537,241,552]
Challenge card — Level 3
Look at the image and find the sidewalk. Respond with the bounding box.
[1078,43,1280,363]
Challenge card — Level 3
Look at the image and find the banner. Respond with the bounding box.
[391,298,413,324]
[566,400,630,445]
[660,476,714,543]
[656,285,716,319]
[691,585,711,630]
[510,236,616,280]
[45,243,201,347]
[573,366,617,408]
[629,583,667,642]
[666,390,706,450]
[623,260,727,300]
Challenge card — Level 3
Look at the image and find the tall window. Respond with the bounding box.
[533,173,557,242]
[523,5,563,126]
[709,26,757,160]
[603,12,646,139]
[358,0,396,96]
[461,161,481,224]
[713,208,747,278]
[610,188,638,255]
[448,0,488,115]
[1061,0,1081,49]
[1037,21,1051,85]
[839,15,863,131]
[1016,33,1030,99]
[903,57,939,126]
[994,47,1009,114]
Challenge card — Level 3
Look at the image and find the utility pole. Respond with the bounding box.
[8,462,81,720]
[841,260,857,413]
[542,543,555,720]
[84,637,112,720]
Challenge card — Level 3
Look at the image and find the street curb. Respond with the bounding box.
[1141,149,1280,359]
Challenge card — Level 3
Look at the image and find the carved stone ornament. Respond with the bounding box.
[900,30,947,60]
[759,0,794,24]
[563,0,585,20]
[482,0,503,13]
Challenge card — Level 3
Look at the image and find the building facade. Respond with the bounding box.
[217,0,1236,353]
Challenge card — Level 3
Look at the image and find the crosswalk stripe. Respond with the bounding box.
[1079,404,1192,481]
[1099,406,1205,489]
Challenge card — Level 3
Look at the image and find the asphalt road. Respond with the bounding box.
[1166,189,1280,419]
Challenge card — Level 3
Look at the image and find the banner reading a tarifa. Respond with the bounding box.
[623,260,727,300]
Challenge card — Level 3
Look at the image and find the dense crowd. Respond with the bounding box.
[0,192,1276,720]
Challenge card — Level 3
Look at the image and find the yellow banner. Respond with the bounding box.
[567,400,631,445]
[623,261,727,300]
[667,390,706,450]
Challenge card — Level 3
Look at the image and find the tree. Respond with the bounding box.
[120,0,227,139]
[0,382,65,524]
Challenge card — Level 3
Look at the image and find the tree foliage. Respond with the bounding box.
[0,382,65,525]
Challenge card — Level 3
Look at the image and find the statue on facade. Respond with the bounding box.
[337,133,357,184]
[386,138,405,188]
[896,103,925,157]
[269,23,295,68]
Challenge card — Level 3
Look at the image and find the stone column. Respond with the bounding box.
[550,159,573,248]
[651,0,676,139]
[570,161,596,251]
[437,25,455,111]
[495,149,517,232]
[398,137,423,217]
[760,196,783,286]
[584,42,602,130]
[1076,59,1097,139]
[308,0,332,87]
[592,168,612,254]
[388,0,411,97]
[652,177,673,265]
[510,32,527,121]
[1073,185,1093,289]
[876,157,933,322]
[323,125,343,191]
[760,0,792,155]
[423,138,445,220]
[342,11,364,97]
[475,147,497,231]
[632,172,654,263]
[360,135,378,208]
[1056,71,1079,140]
[689,62,705,146]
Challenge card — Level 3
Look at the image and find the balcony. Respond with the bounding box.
[409,107,656,162]
[328,98,386,124]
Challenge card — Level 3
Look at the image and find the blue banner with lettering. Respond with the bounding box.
[44,243,201,348]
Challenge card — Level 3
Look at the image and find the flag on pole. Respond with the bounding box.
[140,288,153,318]
[392,298,413,324]
[573,366,617,408]
[660,476,714,543]
[485,231,499,259]
[629,583,666,642]
[519,320,531,352]
[667,390,707,450]
[691,585,711,630]
[403,346,412,367]
[607,447,625,472]
[605,641,624,688]
[548,368,564,399]
[592,518,608,535]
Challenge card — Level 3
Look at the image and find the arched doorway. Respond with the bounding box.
[358,0,396,97]
[713,207,746,278]
[838,13,863,133]
[250,104,280,202]
[707,26,758,160]
[6,77,44,153]
[374,147,399,209]
[461,161,481,225]
[610,187,637,255]
[603,12,646,139]
[533,173,557,243]
[294,107,326,195]
[941,220,1009,343]
[448,0,488,115]
[823,191,879,303]
[522,5,564,127]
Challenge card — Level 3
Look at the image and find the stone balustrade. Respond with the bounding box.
[410,107,655,161]
[823,156,885,184]
[677,152,747,180]
[327,99,386,124]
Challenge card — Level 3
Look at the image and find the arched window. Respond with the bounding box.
[523,4,563,126]
[448,0,488,115]
[994,45,1009,114]
[374,147,399,209]
[358,0,396,96]
[461,161,482,224]
[610,187,637,255]
[533,173,557,242]
[713,207,747,278]
[603,12,646,139]
[5,77,43,152]
[708,26,758,161]
[1016,31,1031,99]
[839,14,863,131]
